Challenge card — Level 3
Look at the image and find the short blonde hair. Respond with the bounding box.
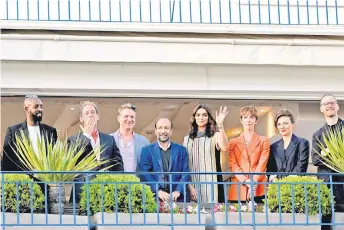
[240,106,259,120]
[79,101,99,116]
[118,103,136,116]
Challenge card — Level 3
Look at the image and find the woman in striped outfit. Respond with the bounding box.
[183,104,229,203]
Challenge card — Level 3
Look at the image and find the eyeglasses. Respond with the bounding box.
[321,101,337,107]
[25,95,38,99]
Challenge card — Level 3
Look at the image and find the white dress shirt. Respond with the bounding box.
[83,132,101,161]
[27,125,41,156]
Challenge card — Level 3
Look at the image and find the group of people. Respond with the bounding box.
[1,94,343,208]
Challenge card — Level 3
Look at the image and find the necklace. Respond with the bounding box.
[196,130,206,138]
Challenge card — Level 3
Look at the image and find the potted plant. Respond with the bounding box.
[79,174,209,229]
[12,131,111,214]
[212,176,332,230]
[267,176,332,215]
[79,174,156,216]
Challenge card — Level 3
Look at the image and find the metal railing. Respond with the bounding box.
[1,171,344,230]
[1,0,343,25]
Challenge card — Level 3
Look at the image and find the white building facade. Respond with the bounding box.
[1,0,344,171]
[2,0,344,99]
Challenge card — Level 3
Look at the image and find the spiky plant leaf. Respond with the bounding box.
[315,126,344,173]
[11,130,113,183]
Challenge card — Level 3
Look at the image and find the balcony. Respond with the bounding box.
[2,171,344,229]
[1,0,344,35]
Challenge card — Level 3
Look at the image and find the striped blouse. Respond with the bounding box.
[183,133,219,203]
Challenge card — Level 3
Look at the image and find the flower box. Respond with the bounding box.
[213,212,333,230]
[93,212,209,230]
[0,212,88,229]
[1,212,344,229]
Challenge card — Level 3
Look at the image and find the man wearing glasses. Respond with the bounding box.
[110,103,150,173]
[2,95,58,171]
[312,94,344,229]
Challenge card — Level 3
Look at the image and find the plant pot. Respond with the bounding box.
[48,184,66,214]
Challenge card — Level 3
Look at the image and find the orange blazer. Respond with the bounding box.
[228,133,270,201]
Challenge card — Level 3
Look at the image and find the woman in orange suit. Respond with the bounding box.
[228,106,270,203]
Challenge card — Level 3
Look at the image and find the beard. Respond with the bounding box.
[325,109,337,118]
[158,135,170,143]
[31,112,43,123]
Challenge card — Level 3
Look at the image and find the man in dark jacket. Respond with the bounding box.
[312,94,344,230]
[2,95,58,172]
[2,96,58,199]
[312,94,344,205]
[68,101,124,203]
[140,117,190,202]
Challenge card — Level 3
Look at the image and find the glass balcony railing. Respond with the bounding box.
[1,0,343,25]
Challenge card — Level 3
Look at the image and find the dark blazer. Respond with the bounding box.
[2,121,58,172]
[311,118,344,205]
[140,142,190,201]
[267,134,309,179]
[67,132,124,172]
[67,132,124,203]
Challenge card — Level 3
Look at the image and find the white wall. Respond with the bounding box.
[3,34,344,67]
[2,61,344,100]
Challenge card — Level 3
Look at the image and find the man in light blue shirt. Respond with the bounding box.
[110,103,150,172]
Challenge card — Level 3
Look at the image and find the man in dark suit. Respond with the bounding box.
[2,95,58,172]
[140,117,190,202]
[312,94,344,205]
[311,94,344,230]
[68,101,124,203]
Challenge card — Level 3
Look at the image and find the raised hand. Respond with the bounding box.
[215,106,229,127]
[79,117,97,135]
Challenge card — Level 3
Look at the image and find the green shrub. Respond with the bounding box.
[1,174,45,213]
[267,176,333,215]
[79,174,156,215]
